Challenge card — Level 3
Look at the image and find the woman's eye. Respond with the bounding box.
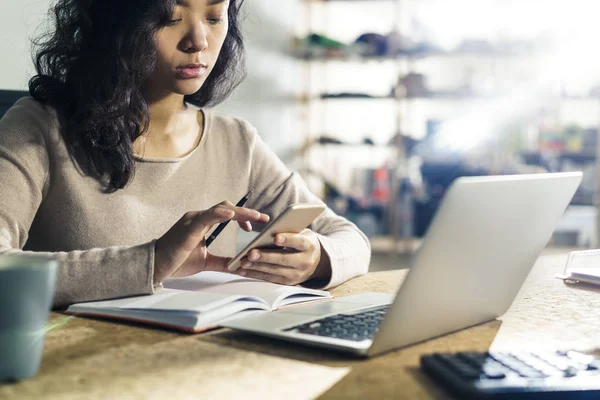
[166,19,182,26]
[207,17,224,25]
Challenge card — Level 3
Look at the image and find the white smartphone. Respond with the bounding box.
[227,203,326,271]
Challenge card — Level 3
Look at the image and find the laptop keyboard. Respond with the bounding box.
[284,305,390,342]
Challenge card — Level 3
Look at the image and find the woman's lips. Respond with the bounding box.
[176,65,207,79]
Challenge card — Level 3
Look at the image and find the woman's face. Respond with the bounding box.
[146,0,230,97]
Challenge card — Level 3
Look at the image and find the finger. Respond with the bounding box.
[237,269,289,285]
[240,261,296,277]
[273,233,312,252]
[184,204,262,245]
[237,220,252,232]
[178,208,235,251]
[246,248,311,270]
[214,203,269,223]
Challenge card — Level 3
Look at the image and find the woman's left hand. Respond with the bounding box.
[237,229,331,285]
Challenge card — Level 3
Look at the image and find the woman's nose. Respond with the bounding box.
[180,23,209,53]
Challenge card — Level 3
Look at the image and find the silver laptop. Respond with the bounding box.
[223,172,582,357]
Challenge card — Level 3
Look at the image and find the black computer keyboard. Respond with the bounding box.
[421,350,600,399]
[284,305,390,341]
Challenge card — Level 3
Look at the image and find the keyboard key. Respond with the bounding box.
[482,369,506,379]
[433,354,482,380]
[284,305,389,341]
[457,352,489,367]
[587,361,600,371]
[564,351,593,363]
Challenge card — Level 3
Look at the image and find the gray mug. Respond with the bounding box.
[0,255,57,381]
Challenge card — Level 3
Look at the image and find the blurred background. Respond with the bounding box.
[2,0,600,259]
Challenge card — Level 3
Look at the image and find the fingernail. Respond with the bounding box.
[276,236,285,244]
[239,270,247,276]
[242,262,252,269]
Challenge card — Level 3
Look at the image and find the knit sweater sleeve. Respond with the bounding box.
[0,99,156,308]
[238,119,371,288]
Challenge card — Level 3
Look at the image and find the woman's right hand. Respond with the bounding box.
[153,202,270,283]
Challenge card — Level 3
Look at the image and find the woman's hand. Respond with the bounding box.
[236,229,331,285]
[153,201,270,283]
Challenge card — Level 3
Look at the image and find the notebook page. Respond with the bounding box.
[70,288,267,314]
[201,281,331,310]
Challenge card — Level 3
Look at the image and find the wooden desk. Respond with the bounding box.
[2,251,600,399]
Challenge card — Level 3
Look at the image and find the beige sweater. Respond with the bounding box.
[0,98,370,307]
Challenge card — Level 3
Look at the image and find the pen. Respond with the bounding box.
[205,189,254,247]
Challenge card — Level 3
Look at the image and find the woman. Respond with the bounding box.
[0,0,370,307]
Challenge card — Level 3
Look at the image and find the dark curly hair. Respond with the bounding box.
[29,0,246,191]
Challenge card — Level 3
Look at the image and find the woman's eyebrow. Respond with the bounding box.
[175,0,228,6]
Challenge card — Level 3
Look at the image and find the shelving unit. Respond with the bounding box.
[294,0,600,250]
[295,0,412,251]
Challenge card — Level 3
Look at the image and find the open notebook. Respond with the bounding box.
[66,272,331,333]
